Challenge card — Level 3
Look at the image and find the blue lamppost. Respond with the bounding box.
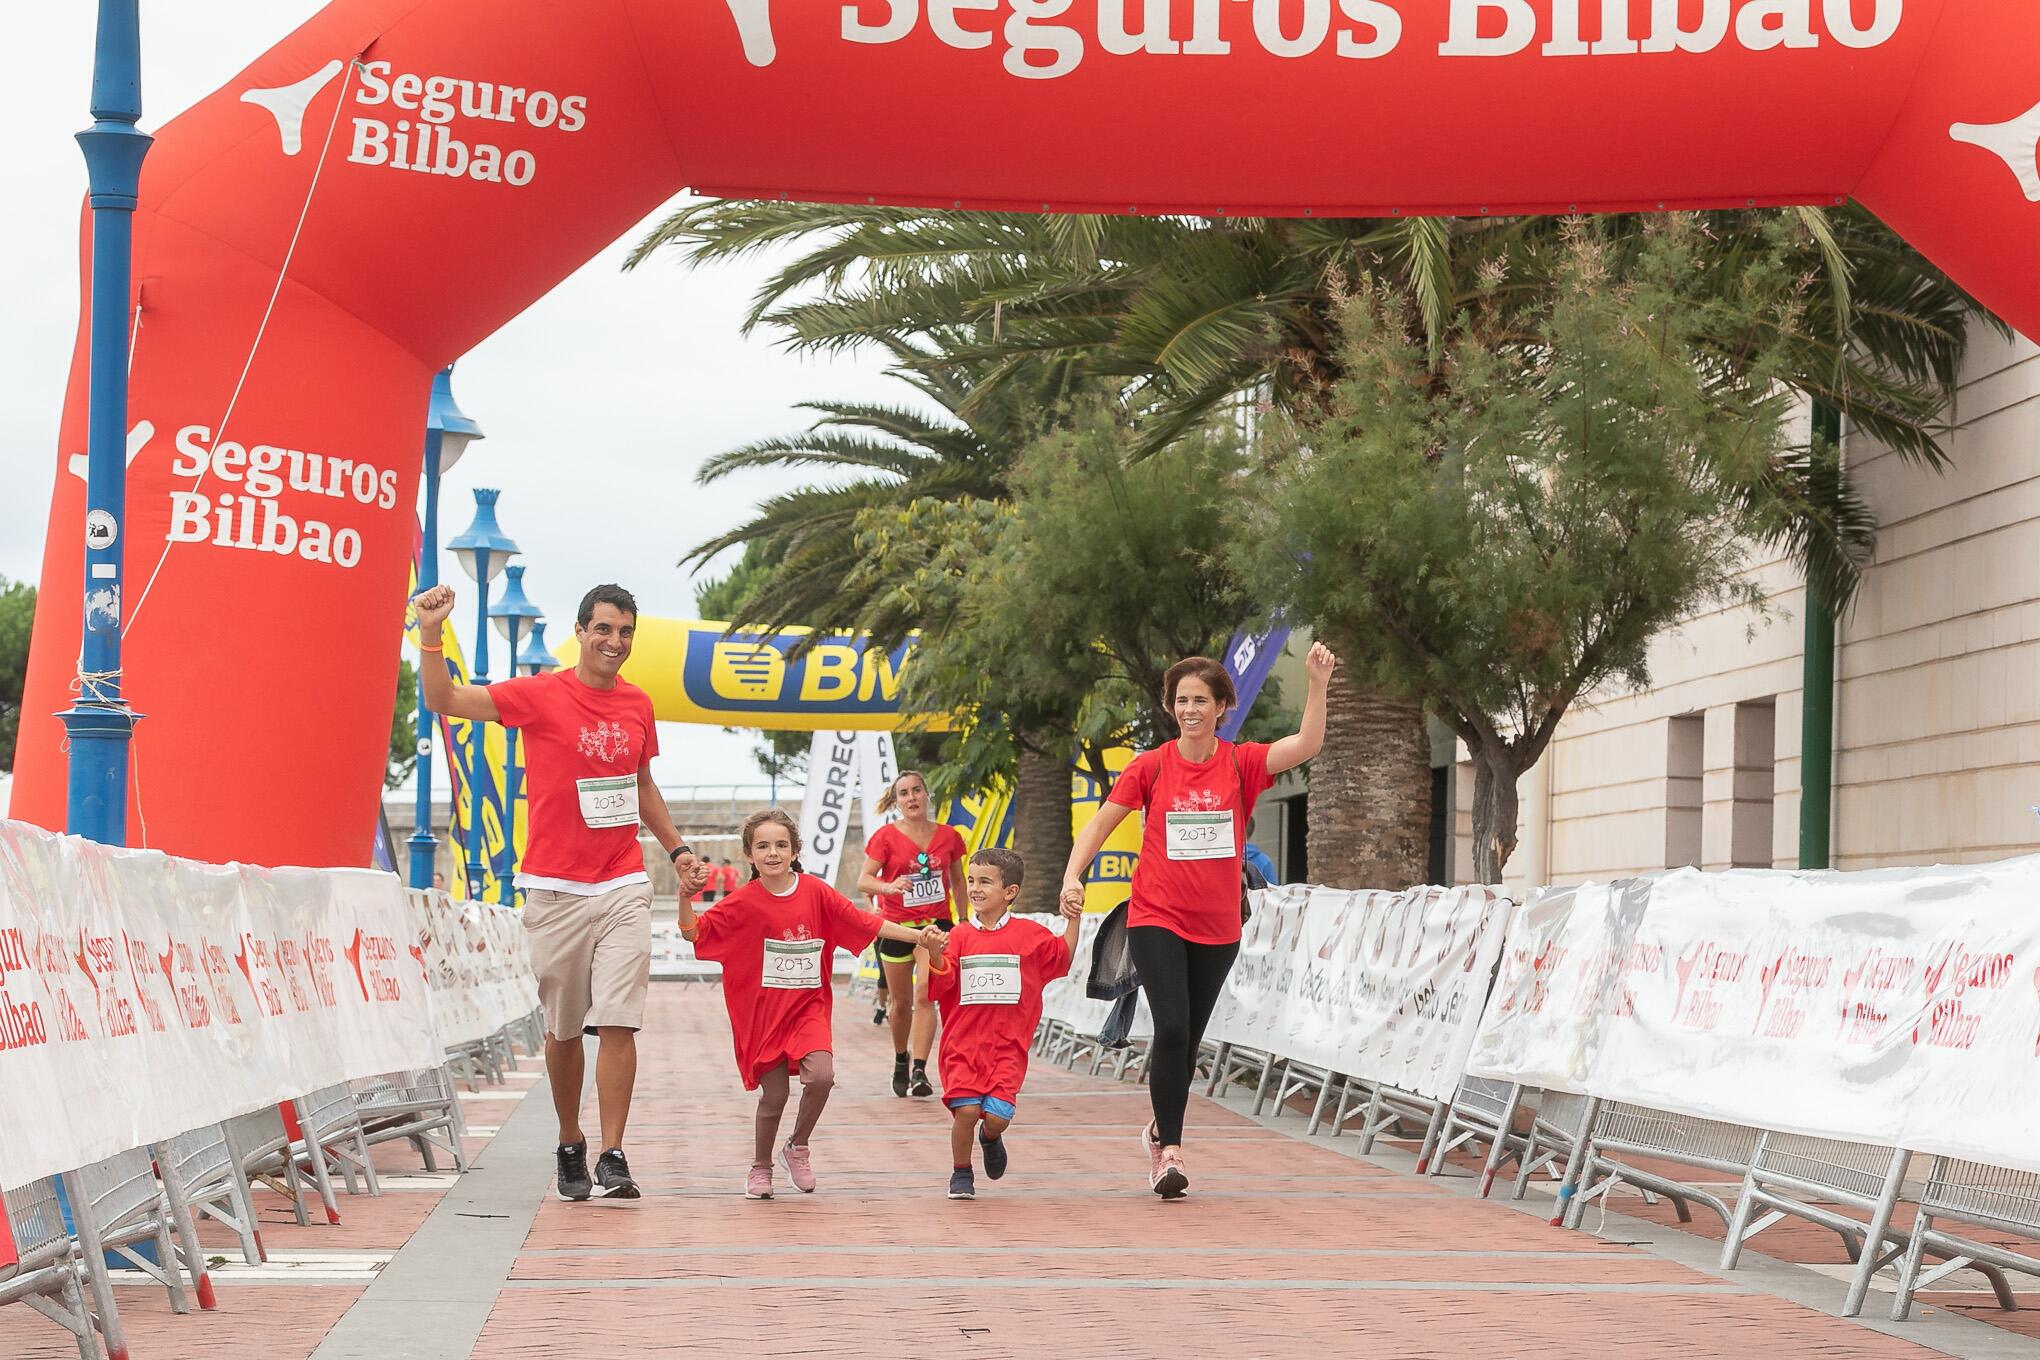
[516,621,557,677]
[447,490,517,900]
[409,367,483,891]
[489,567,542,905]
[61,0,151,846]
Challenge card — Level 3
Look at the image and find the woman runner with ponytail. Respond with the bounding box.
[684,809,944,1198]
[1062,643,1338,1198]
[857,772,968,1098]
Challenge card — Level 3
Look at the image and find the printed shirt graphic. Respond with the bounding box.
[692,876,883,1090]
[864,822,967,924]
[1108,740,1273,945]
[490,669,659,887]
[928,915,1072,1105]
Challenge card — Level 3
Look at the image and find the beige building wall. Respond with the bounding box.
[1478,323,2040,894]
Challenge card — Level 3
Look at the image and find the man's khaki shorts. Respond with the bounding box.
[524,883,653,1039]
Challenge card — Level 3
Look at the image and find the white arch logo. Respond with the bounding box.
[725,0,778,67]
[241,59,346,156]
[1951,100,2040,203]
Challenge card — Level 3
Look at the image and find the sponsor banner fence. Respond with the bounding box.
[1209,884,1514,1101]
[1465,859,2040,1176]
[0,818,447,1190]
[405,888,537,1047]
[1038,912,1151,1042]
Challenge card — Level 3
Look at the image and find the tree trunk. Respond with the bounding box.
[1011,740,1073,916]
[1307,669,1432,891]
[1468,739,1523,886]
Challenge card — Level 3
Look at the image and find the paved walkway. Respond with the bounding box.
[9,983,2039,1358]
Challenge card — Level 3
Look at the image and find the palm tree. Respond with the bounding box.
[638,202,1994,890]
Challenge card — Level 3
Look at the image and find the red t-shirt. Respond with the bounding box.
[1107,740,1273,946]
[691,875,883,1089]
[928,914,1072,1104]
[864,822,967,924]
[490,669,660,888]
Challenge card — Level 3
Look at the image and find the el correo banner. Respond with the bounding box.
[1210,884,1514,1101]
[0,819,446,1190]
[798,730,864,886]
[1465,859,2040,1176]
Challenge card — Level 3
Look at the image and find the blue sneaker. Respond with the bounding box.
[947,1168,975,1200]
[980,1132,1009,1181]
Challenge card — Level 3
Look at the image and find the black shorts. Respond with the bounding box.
[877,916,952,962]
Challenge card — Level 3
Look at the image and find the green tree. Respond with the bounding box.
[1238,217,1826,883]
[388,658,418,790]
[693,543,810,783]
[0,578,36,772]
[848,410,1249,909]
[642,201,1990,891]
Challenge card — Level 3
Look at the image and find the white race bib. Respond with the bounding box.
[1165,810,1236,861]
[577,775,639,829]
[959,953,1022,1007]
[903,874,946,910]
[762,938,824,990]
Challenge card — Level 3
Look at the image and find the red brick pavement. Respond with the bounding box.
[8,987,2026,1358]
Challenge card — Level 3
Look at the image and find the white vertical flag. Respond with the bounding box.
[858,731,900,835]
[797,730,861,885]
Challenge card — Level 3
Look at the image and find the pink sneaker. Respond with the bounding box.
[1153,1148,1188,1200]
[1139,1121,1163,1182]
[745,1164,773,1200]
[780,1139,817,1194]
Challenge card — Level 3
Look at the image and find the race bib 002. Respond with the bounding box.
[763,937,825,990]
[904,874,946,909]
[576,775,639,829]
[960,953,1022,1007]
[1165,810,1236,861]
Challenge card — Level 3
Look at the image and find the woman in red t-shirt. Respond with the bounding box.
[1061,643,1339,1199]
[683,809,943,1200]
[856,771,968,1098]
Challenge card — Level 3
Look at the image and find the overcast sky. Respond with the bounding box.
[2,4,909,794]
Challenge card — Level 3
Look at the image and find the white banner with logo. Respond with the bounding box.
[858,731,899,835]
[0,819,445,1189]
[798,730,863,885]
[1207,884,1514,1101]
[1465,859,2040,1176]
[405,888,538,1047]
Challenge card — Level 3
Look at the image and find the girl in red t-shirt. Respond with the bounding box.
[684,809,943,1200]
[1061,643,1339,1199]
[855,772,968,1099]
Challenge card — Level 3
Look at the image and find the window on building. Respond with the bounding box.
[1666,713,1703,869]
[1730,699,1777,868]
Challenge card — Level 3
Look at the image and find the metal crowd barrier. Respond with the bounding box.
[1890,1158,2037,1321]
[1562,1102,1759,1230]
[352,1065,469,1174]
[1,1178,94,1358]
[163,1125,266,1266]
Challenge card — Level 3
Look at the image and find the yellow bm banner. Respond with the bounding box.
[556,617,921,731]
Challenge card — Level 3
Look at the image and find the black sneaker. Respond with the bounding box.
[909,1067,934,1099]
[892,1054,910,1098]
[947,1168,975,1200]
[594,1148,641,1200]
[980,1131,1009,1181]
[871,1004,888,1026]
[555,1141,592,1202]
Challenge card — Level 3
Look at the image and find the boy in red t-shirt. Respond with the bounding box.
[926,848,1079,1200]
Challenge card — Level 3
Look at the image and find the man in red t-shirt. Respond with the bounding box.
[416,581,708,1204]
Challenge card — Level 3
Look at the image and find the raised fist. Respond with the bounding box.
[1304,641,1339,683]
[412,583,457,630]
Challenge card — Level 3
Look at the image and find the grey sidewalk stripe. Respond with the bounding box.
[498,1276,1757,1294]
[309,1057,558,1360]
[518,1245,1615,1258]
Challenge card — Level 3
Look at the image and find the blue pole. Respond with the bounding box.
[407,430,445,890]
[464,548,492,898]
[62,0,152,846]
[498,614,523,905]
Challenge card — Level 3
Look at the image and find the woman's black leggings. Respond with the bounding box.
[1128,925,1241,1146]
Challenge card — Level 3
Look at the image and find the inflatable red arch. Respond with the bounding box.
[17,0,2040,868]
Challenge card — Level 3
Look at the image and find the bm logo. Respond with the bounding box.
[691,634,911,714]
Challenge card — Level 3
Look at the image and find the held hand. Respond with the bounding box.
[920,925,947,959]
[1304,640,1339,684]
[1059,882,1085,914]
[680,862,711,895]
[412,583,457,630]
[1059,899,1084,924]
